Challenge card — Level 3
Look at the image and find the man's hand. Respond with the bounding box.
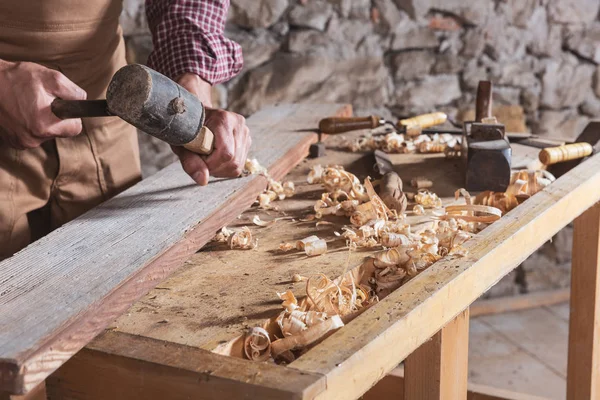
[0,60,87,149]
[174,73,251,186]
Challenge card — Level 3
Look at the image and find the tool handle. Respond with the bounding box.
[183,126,214,155]
[51,99,110,119]
[539,143,593,165]
[475,81,492,122]
[319,116,380,134]
[399,112,447,130]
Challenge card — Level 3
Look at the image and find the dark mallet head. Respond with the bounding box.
[106,64,206,146]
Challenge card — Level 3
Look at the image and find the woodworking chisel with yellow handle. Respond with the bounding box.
[51,64,214,155]
[318,112,450,136]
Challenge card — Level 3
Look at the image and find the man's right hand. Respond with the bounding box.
[0,60,87,149]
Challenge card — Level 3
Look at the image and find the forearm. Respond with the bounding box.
[145,0,243,85]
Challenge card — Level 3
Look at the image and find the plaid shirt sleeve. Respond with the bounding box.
[145,0,243,85]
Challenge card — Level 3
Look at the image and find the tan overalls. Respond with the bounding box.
[0,1,142,260]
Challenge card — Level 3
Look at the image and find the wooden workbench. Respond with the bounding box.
[46,118,600,400]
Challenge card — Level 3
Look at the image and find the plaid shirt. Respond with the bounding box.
[145,0,243,85]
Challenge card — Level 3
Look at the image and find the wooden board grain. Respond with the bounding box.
[404,309,470,399]
[289,153,600,400]
[46,331,325,400]
[567,202,600,400]
[0,103,351,395]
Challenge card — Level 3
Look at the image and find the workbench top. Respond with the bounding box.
[53,123,600,400]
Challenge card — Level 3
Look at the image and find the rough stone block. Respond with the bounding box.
[288,0,334,31]
[541,56,595,109]
[229,0,289,28]
[226,27,281,71]
[393,74,461,110]
[393,0,493,25]
[391,50,436,81]
[537,109,590,140]
[565,23,600,64]
[548,0,600,24]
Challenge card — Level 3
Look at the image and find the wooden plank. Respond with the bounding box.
[567,202,600,400]
[404,308,469,399]
[290,153,600,400]
[0,103,351,395]
[362,367,550,400]
[470,289,570,317]
[1,383,46,400]
[45,331,325,400]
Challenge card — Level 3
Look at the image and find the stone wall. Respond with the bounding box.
[122,0,600,175]
[121,0,599,295]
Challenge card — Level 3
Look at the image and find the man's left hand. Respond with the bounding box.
[174,73,251,186]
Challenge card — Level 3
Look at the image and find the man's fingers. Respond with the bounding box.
[177,148,210,186]
[44,118,83,138]
[204,114,236,171]
[48,72,87,101]
[211,125,248,178]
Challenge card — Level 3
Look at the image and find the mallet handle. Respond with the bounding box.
[539,143,593,165]
[183,126,214,155]
[51,99,111,119]
[319,116,381,134]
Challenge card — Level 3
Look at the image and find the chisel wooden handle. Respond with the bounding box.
[319,116,381,134]
[399,112,447,129]
[539,142,593,165]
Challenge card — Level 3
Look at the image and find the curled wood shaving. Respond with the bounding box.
[444,204,502,223]
[244,158,295,209]
[292,274,308,282]
[413,204,425,215]
[411,177,433,189]
[244,327,271,361]
[304,239,328,256]
[414,190,442,208]
[279,242,296,252]
[343,131,460,155]
[228,227,257,250]
[271,315,344,359]
[472,170,555,215]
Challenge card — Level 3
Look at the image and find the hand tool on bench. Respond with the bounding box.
[539,121,600,178]
[51,64,214,155]
[318,112,450,136]
[310,112,450,158]
[462,81,512,192]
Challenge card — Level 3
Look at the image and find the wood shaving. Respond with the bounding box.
[244,158,295,209]
[304,239,328,256]
[228,227,257,250]
[244,327,271,361]
[473,170,555,215]
[414,190,443,208]
[411,177,433,189]
[279,242,296,252]
[413,205,425,215]
[292,274,308,282]
[343,131,460,155]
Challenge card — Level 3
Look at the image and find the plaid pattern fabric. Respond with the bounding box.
[145,0,243,85]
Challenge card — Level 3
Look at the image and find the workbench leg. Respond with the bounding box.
[404,308,469,400]
[567,202,600,400]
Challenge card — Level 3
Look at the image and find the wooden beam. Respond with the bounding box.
[404,308,469,400]
[362,368,549,400]
[470,289,570,318]
[46,331,325,400]
[0,103,352,395]
[567,202,600,400]
[290,153,600,400]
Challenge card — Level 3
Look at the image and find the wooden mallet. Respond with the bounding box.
[51,64,214,155]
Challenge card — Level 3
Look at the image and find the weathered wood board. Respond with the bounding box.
[0,103,351,395]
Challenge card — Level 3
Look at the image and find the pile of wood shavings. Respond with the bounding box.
[474,170,555,214]
[233,166,503,364]
[342,129,460,157]
[244,158,296,210]
[211,159,297,250]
